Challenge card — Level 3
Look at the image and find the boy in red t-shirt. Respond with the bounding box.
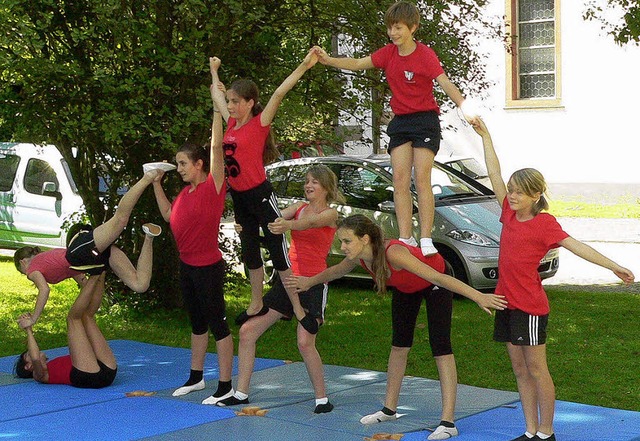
[313,1,479,257]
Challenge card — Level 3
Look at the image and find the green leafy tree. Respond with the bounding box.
[0,0,499,306]
[584,0,640,45]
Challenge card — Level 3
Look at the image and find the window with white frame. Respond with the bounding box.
[506,0,562,107]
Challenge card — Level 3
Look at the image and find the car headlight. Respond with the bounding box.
[445,229,498,247]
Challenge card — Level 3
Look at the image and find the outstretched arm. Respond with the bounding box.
[473,119,507,205]
[285,257,358,293]
[23,271,50,327]
[387,245,507,315]
[268,208,338,235]
[312,45,374,71]
[151,172,172,222]
[261,49,318,127]
[559,237,635,283]
[209,63,226,193]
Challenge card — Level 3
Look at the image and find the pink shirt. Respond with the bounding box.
[289,204,337,277]
[496,199,569,315]
[223,114,270,191]
[170,173,225,266]
[361,240,445,293]
[27,248,80,284]
[371,42,444,115]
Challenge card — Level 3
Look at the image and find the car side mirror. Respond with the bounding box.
[378,200,395,213]
[42,181,62,200]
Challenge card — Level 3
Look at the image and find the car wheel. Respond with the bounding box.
[438,247,469,285]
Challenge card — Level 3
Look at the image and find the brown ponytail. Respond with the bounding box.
[14,246,41,272]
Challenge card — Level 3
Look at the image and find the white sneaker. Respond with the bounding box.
[201,389,235,405]
[142,223,162,237]
[172,379,205,397]
[360,410,397,425]
[420,237,438,256]
[428,424,459,440]
[399,237,418,247]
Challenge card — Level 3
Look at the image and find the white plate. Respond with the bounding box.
[143,162,177,173]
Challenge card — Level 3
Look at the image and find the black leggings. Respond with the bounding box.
[180,259,230,340]
[391,286,453,356]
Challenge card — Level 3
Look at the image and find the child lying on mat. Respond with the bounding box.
[14,274,118,389]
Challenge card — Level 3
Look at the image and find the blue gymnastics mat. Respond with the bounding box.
[1,340,638,441]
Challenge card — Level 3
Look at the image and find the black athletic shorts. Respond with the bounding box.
[263,274,327,322]
[387,111,441,154]
[70,360,117,389]
[66,230,111,275]
[493,308,549,346]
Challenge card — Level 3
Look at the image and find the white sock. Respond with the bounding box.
[399,237,417,246]
[315,397,328,406]
[420,237,437,255]
[234,391,248,400]
[523,433,535,439]
[536,432,553,440]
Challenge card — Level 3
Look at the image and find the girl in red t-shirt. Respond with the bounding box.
[214,165,343,413]
[151,70,234,404]
[209,51,318,330]
[474,119,634,441]
[288,214,506,440]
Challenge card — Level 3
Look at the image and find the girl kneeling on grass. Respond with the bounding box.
[473,118,634,441]
[286,214,507,440]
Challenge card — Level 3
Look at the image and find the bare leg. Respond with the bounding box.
[246,267,265,315]
[215,334,234,383]
[67,275,102,373]
[82,273,116,369]
[383,346,410,411]
[108,234,154,292]
[434,354,457,423]
[190,332,209,371]
[92,171,158,252]
[507,343,540,435]
[297,320,326,399]
[522,344,555,436]
[278,268,305,321]
[236,310,281,393]
[413,149,436,240]
[390,143,415,239]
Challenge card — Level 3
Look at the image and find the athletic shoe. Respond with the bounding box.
[359,410,397,425]
[428,424,459,440]
[172,379,205,396]
[142,223,162,237]
[216,395,249,407]
[314,402,334,414]
[202,389,235,405]
[235,305,269,326]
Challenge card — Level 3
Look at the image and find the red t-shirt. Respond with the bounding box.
[361,240,445,293]
[170,173,226,267]
[223,113,270,191]
[27,248,81,284]
[496,199,569,315]
[288,204,337,277]
[46,355,72,385]
[371,42,445,115]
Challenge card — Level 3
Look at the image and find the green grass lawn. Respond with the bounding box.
[2,255,638,411]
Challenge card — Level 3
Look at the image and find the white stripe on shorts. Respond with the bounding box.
[529,315,539,345]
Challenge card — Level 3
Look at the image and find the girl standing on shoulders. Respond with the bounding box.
[473,118,634,441]
[150,66,233,402]
[209,51,318,332]
[287,214,507,440]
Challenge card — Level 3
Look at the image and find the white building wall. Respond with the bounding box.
[442,0,640,184]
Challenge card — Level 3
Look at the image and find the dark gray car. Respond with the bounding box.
[265,154,559,291]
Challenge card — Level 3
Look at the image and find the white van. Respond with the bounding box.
[0,143,84,249]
